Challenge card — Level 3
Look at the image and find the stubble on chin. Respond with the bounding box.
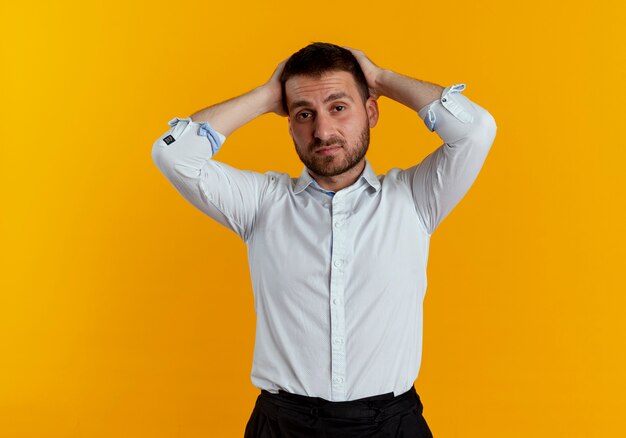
[296,127,370,178]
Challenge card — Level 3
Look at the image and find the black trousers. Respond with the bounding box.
[244,386,434,437]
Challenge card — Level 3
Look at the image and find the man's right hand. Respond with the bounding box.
[261,58,289,117]
[189,56,290,137]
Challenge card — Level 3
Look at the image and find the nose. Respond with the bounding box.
[313,112,335,143]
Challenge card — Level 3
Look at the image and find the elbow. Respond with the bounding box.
[151,139,160,166]
[483,109,497,142]
[151,139,163,169]
[151,137,173,173]
[468,107,497,153]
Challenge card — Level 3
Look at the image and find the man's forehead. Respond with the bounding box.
[285,71,358,98]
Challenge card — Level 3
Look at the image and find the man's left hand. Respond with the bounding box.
[343,46,384,100]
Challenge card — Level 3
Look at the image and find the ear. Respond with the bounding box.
[287,115,293,138]
[365,97,379,128]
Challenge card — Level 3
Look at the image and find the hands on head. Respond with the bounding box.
[263,58,289,117]
[263,46,384,118]
[189,45,389,137]
[341,46,384,100]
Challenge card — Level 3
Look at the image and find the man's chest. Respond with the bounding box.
[246,186,430,307]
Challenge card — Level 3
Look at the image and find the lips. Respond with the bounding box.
[315,145,341,155]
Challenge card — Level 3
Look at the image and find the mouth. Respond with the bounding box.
[314,145,341,155]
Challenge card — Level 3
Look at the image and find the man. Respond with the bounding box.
[151,42,497,437]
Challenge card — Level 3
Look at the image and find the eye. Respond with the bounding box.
[296,111,312,120]
[333,105,346,112]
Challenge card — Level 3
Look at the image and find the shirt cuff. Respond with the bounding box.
[417,83,473,132]
[167,117,226,156]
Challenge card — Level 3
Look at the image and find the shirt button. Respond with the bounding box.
[442,97,447,102]
[333,260,343,268]
[332,376,344,383]
[332,298,341,305]
[334,221,342,228]
[333,338,343,345]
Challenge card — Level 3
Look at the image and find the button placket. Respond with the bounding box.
[329,193,347,400]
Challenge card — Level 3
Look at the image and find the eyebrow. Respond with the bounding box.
[289,92,354,112]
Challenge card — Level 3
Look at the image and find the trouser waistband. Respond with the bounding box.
[258,386,421,421]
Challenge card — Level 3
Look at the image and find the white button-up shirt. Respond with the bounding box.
[151,84,497,401]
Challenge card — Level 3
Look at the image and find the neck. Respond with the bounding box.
[309,159,366,192]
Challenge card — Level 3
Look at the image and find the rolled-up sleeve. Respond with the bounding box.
[151,117,272,241]
[401,84,497,235]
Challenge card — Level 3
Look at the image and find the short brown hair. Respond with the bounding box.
[280,42,370,114]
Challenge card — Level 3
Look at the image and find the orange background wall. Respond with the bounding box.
[1,1,625,436]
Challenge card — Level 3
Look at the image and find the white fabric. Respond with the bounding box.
[151,84,497,401]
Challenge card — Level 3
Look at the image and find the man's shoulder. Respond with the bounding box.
[377,167,409,184]
[238,169,302,194]
[260,170,296,191]
[264,170,292,182]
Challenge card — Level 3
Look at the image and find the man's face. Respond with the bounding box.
[285,70,378,178]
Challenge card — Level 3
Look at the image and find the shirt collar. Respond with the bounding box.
[293,158,381,195]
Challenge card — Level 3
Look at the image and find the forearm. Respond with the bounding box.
[375,69,444,113]
[189,85,275,137]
